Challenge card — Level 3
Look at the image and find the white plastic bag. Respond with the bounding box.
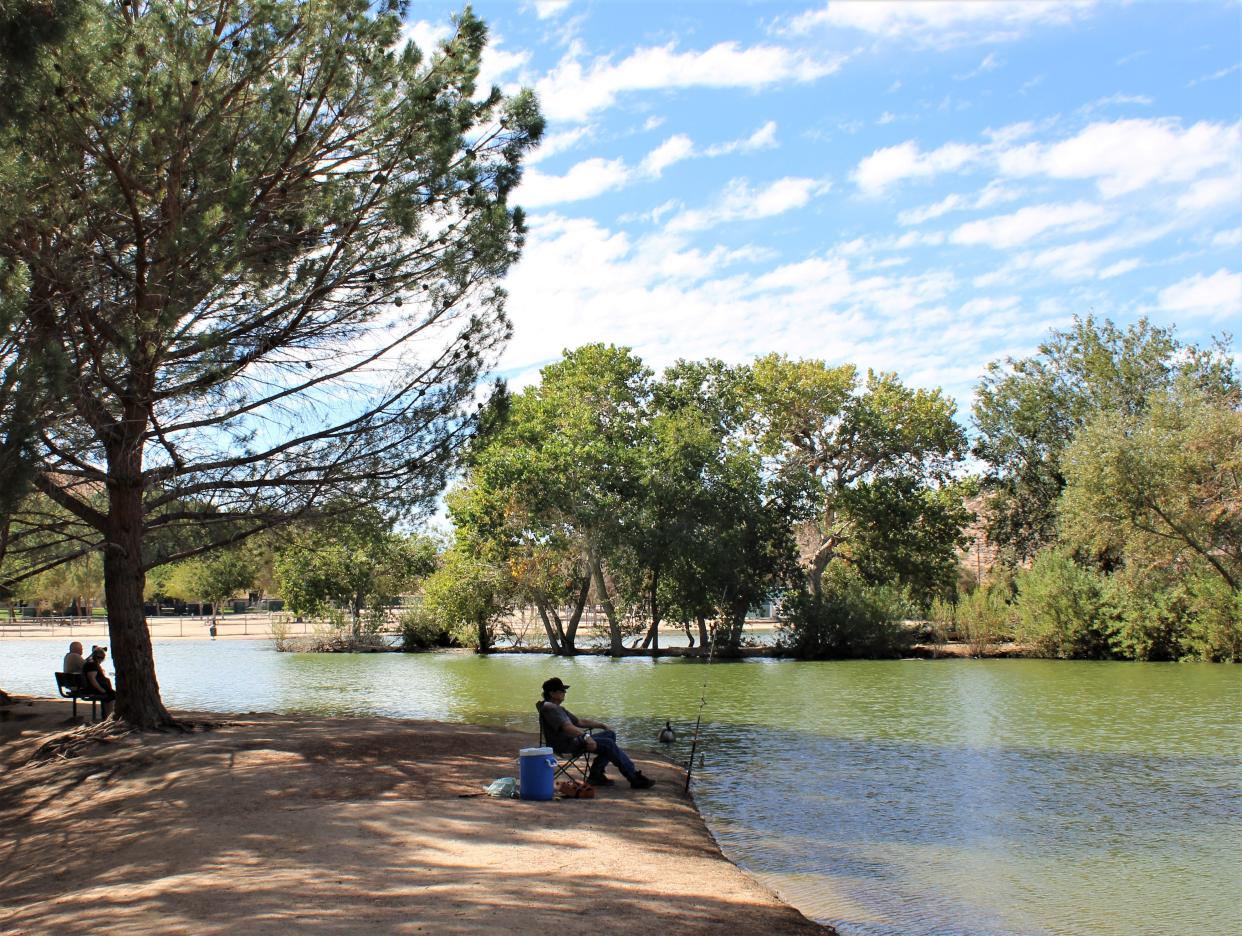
[485,777,518,798]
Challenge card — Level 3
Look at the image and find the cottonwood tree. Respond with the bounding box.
[1060,384,1241,591]
[746,354,965,599]
[973,316,1235,561]
[0,0,541,726]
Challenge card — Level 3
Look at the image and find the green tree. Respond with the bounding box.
[1060,385,1241,591]
[461,344,653,654]
[420,539,513,651]
[274,518,436,637]
[183,548,257,624]
[973,316,1235,561]
[0,1,541,726]
[747,354,965,599]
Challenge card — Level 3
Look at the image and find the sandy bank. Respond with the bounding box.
[0,697,832,935]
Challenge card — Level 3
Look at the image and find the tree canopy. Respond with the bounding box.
[0,0,541,725]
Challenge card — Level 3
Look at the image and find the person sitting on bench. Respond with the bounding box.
[540,677,654,789]
[63,641,85,674]
[82,645,116,719]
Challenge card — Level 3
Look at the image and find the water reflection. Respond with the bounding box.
[2,641,1239,935]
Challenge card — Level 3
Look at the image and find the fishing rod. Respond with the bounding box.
[683,619,717,794]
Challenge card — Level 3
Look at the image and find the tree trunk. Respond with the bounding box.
[697,615,709,652]
[590,556,624,656]
[102,474,174,729]
[476,613,491,652]
[534,599,565,654]
[641,567,660,650]
[563,572,592,650]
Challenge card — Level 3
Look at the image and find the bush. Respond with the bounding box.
[956,585,1014,654]
[1014,551,1111,658]
[398,604,463,651]
[1102,567,1186,661]
[1182,574,1242,662]
[779,563,916,659]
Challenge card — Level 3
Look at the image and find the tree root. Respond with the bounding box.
[26,719,137,765]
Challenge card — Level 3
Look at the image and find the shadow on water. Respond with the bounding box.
[2,640,1239,936]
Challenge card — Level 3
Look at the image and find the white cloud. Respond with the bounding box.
[640,134,695,177]
[704,121,779,156]
[478,45,532,91]
[516,157,630,207]
[1212,227,1242,248]
[666,177,830,232]
[956,52,1002,80]
[1158,269,1242,319]
[399,19,452,54]
[1098,258,1141,279]
[786,0,1095,47]
[526,125,594,165]
[997,118,1242,197]
[532,0,572,19]
[1187,61,1242,88]
[853,140,983,195]
[951,202,1111,248]
[643,116,666,132]
[536,41,846,122]
[854,118,1242,199]
[898,182,1023,225]
[1177,175,1242,212]
[1079,93,1154,114]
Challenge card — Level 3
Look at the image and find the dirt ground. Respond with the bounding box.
[0,696,832,935]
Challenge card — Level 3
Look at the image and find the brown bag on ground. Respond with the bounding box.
[556,779,595,799]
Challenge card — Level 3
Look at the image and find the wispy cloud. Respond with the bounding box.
[854,118,1242,198]
[536,42,846,122]
[1158,269,1242,319]
[783,1,1096,48]
[666,176,831,233]
[950,202,1111,248]
[1187,61,1242,88]
[956,52,1002,80]
[531,0,572,20]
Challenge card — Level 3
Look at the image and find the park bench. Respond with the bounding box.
[536,700,595,783]
[54,672,107,721]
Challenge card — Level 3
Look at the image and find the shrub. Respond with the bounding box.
[955,585,1014,655]
[1102,567,1186,661]
[1014,551,1111,658]
[398,604,464,651]
[779,563,916,659]
[1182,573,1242,662]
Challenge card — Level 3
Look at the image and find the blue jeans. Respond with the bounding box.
[580,730,636,780]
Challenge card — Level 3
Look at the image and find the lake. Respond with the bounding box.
[3,639,1239,935]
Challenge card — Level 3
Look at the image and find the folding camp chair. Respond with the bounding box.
[536,700,594,783]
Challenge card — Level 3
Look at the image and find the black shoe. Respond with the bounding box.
[629,771,655,789]
[587,772,615,787]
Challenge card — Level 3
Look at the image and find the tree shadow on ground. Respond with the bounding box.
[0,707,831,935]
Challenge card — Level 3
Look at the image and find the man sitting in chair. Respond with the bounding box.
[539,677,655,789]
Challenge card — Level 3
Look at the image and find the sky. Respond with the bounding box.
[403,0,1242,411]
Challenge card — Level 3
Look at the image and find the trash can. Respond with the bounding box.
[518,746,557,801]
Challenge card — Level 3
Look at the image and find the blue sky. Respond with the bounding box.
[403,0,1241,409]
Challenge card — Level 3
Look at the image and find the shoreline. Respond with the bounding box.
[0,695,835,935]
[2,619,1031,658]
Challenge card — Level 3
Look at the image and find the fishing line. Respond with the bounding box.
[683,621,717,794]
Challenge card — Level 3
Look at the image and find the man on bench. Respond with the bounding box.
[539,677,654,790]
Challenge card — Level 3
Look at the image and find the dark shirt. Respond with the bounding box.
[540,701,582,752]
[82,659,113,694]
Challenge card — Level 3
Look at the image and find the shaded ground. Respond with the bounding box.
[0,697,832,935]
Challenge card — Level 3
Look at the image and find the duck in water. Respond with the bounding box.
[658,720,676,744]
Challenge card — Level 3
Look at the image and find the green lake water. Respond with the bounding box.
[3,640,1239,935]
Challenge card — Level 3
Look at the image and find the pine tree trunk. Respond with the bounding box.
[102,474,174,729]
